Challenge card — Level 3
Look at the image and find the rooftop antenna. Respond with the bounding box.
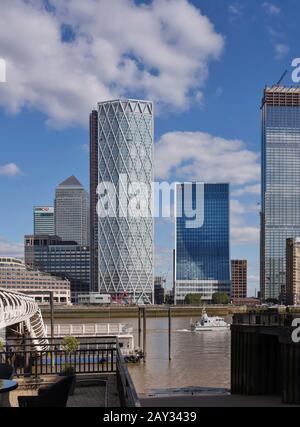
[276,70,288,86]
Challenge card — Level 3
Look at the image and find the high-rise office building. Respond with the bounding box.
[175,183,231,304]
[55,176,89,246]
[89,110,99,293]
[24,235,90,301]
[34,206,54,235]
[231,260,247,299]
[286,238,300,306]
[97,99,154,304]
[261,87,300,301]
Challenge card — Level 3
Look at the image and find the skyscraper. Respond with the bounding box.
[97,99,154,304]
[89,110,99,293]
[34,206,54,235]
[261,87,300,301]
[175,183,231,304]
[55,176,89,246]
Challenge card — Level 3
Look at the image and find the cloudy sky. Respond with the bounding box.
[0,0,298,295]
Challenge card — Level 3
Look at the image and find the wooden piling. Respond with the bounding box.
[168,306,172,361]
[143,307,147,362]
[138,307,142,348]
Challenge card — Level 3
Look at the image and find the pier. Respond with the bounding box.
[231,310,300,404]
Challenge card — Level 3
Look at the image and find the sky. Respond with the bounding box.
[0,0,299,295]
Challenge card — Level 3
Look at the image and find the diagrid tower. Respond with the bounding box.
[97,99,154,304]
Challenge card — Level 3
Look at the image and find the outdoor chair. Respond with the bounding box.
[18,375,75,407]
[0,364,14,380]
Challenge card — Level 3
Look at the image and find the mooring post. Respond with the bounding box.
[143,307,147,362]
[50,291,54,341]
[168,306,172,361]
[138,307,142,348]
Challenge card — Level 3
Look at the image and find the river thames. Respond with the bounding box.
[47,315,231,395]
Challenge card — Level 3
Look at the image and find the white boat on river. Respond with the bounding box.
[191,309,230,332]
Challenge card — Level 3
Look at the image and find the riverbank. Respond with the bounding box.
[40,305,247,320]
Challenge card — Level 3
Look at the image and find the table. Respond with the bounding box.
[0,380,18,407]
[0,380,18,394]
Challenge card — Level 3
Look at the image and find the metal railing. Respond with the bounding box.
[0,336,140,407]
[232,312,300,328]
[116,344,141,407]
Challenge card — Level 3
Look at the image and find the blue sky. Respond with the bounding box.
[0,0,299,295]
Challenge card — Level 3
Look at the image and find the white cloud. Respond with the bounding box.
[248,275,260,283]
[232,184,261,197]
[155,131,260,185]
[0,237,23,258]
[228,4,242,19]
[231,225,260,246]
[216,87,223,97]
[231,200,260,246]
[0,0,224,128]
[262,2,281,16]
[274,43,290,59]
[0,163,22,177]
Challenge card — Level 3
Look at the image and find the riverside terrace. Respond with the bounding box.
[0,336,140,407]
[0,288,139,407]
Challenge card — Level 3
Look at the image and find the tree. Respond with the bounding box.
[212,292,229,305]
[265,298,279,305]
[184,293,202,305]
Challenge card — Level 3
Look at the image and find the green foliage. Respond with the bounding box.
[165,294,174,305]
[0,337,4,352]
[184,293,202,305]
[265,298,279,304]
[61,336,79,353]
[62,363,75,376]
[212,292,229,305]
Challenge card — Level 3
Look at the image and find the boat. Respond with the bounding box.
[191,308,230,332]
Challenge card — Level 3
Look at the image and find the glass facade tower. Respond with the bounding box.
[261,87,300,301]
[97,99,154,304]
[175,183,231,303]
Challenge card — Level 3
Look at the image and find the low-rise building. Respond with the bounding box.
[77,293,111,305]
[0,257,71,305]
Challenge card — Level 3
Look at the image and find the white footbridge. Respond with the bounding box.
[0,288,48,350]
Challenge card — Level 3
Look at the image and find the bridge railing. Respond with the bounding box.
[0,288,39,329]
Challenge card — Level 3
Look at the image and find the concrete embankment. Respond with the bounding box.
[40,305,247,320]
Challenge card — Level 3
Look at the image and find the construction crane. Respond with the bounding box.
[261,70,289,110]
[276,70,288,86]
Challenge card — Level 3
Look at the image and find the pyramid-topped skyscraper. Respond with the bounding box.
[55,175,89,246]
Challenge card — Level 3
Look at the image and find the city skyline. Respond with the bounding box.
[2,0,300,295]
